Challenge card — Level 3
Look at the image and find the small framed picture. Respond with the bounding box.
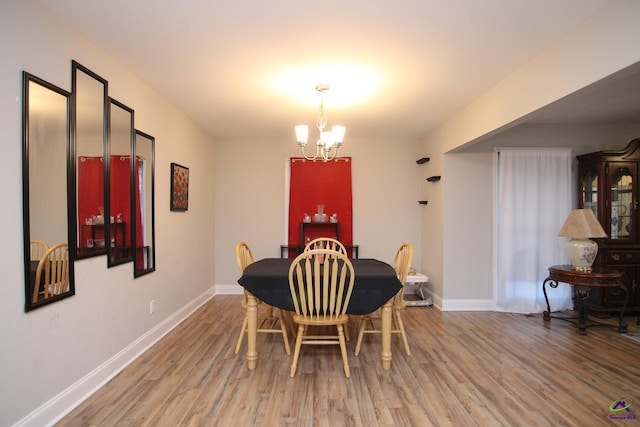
[170,162,189,211]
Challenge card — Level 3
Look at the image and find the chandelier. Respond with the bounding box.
[295,84,345,162]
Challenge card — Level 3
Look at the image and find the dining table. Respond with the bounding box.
[237,257,403,370]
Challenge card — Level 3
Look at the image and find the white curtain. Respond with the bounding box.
[495,148,573,313]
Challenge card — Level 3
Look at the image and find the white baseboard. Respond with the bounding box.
[404,288,493,312]
[218,285,494,311]
[14,288,215,427]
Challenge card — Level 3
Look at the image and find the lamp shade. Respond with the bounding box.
[558,209,606,272]
[557,209,607,238]
[332,126,345,145]
[295,125,309,145]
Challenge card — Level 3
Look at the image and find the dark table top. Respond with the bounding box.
[546,264,625,287]
[238,258,402,315]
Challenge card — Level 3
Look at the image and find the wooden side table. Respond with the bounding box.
[543,265,628,335]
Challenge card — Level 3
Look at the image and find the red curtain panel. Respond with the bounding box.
[77,156,105,242]
[288,157,352,249]
[109,155,131,245]
[78,156,137,248]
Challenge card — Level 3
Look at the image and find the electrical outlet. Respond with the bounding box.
[149,299,155,314]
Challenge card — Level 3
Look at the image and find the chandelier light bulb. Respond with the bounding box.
[295,85,345,161]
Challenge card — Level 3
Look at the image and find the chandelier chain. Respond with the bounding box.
[317,95,327,132]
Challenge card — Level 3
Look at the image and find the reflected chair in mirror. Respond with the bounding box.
[234,242,291,356]
[32,243,69,303]
[288,249,355,378]
[30,239,49,261]
[354,242,413,356]
[304,237,347,255]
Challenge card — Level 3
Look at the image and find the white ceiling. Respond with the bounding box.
[40,0,639,143]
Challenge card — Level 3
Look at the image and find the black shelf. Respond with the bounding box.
[416,157,430,165]
[426,176,441,182]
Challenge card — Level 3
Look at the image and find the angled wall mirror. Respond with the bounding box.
[133,130,156,276]
[107,98,135,266]
[22,72,75,311]
[25,60,156,298]
[72,61,108,259]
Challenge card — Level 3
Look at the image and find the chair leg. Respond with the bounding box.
[350,315,361,339]
[235,315,248,355]
[394,309,411,356]
[344,316,351,342]
[338,324,350,377]
[284,311,296,339]
[290,324,305,377]
[354,315,366,356]
[278,310,292,355]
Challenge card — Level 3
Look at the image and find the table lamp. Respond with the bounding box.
[557,208,607,272]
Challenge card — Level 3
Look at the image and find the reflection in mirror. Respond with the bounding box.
[72,61,108,259]
[134,130,156,276]
[107,99,134,266]
[22,72,75,311]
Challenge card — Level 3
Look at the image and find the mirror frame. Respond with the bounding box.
[71,61,109,260]
[22,72,75,311]
[107,98,135,267]
[133,130,156,277]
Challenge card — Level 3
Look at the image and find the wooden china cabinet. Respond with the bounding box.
[577,138,640,315]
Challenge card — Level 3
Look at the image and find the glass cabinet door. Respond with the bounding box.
[608,163,635,241]
[581,167,598,214]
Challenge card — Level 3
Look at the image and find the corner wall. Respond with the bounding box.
[420,0,640,310]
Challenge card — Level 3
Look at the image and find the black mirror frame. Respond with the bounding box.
[107,97,135,267]
[133,130,156,277]
[71,61,109,261]
[22,72,76,311]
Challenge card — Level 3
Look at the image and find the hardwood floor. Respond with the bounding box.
[56,295,640,426]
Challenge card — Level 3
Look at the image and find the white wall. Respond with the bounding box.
[214,137,424,289]
[4,0,640,424]
[442,153,494,306]
[0,1,216,425]
[420,0,640,310]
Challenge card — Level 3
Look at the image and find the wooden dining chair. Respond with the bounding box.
[305,237,354,340]
[30,239,49,261]
[288,248,355,377]
[32,243,69,303]
[234,242,291,356]
[304,237,347,255]
[354,242,413,356]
